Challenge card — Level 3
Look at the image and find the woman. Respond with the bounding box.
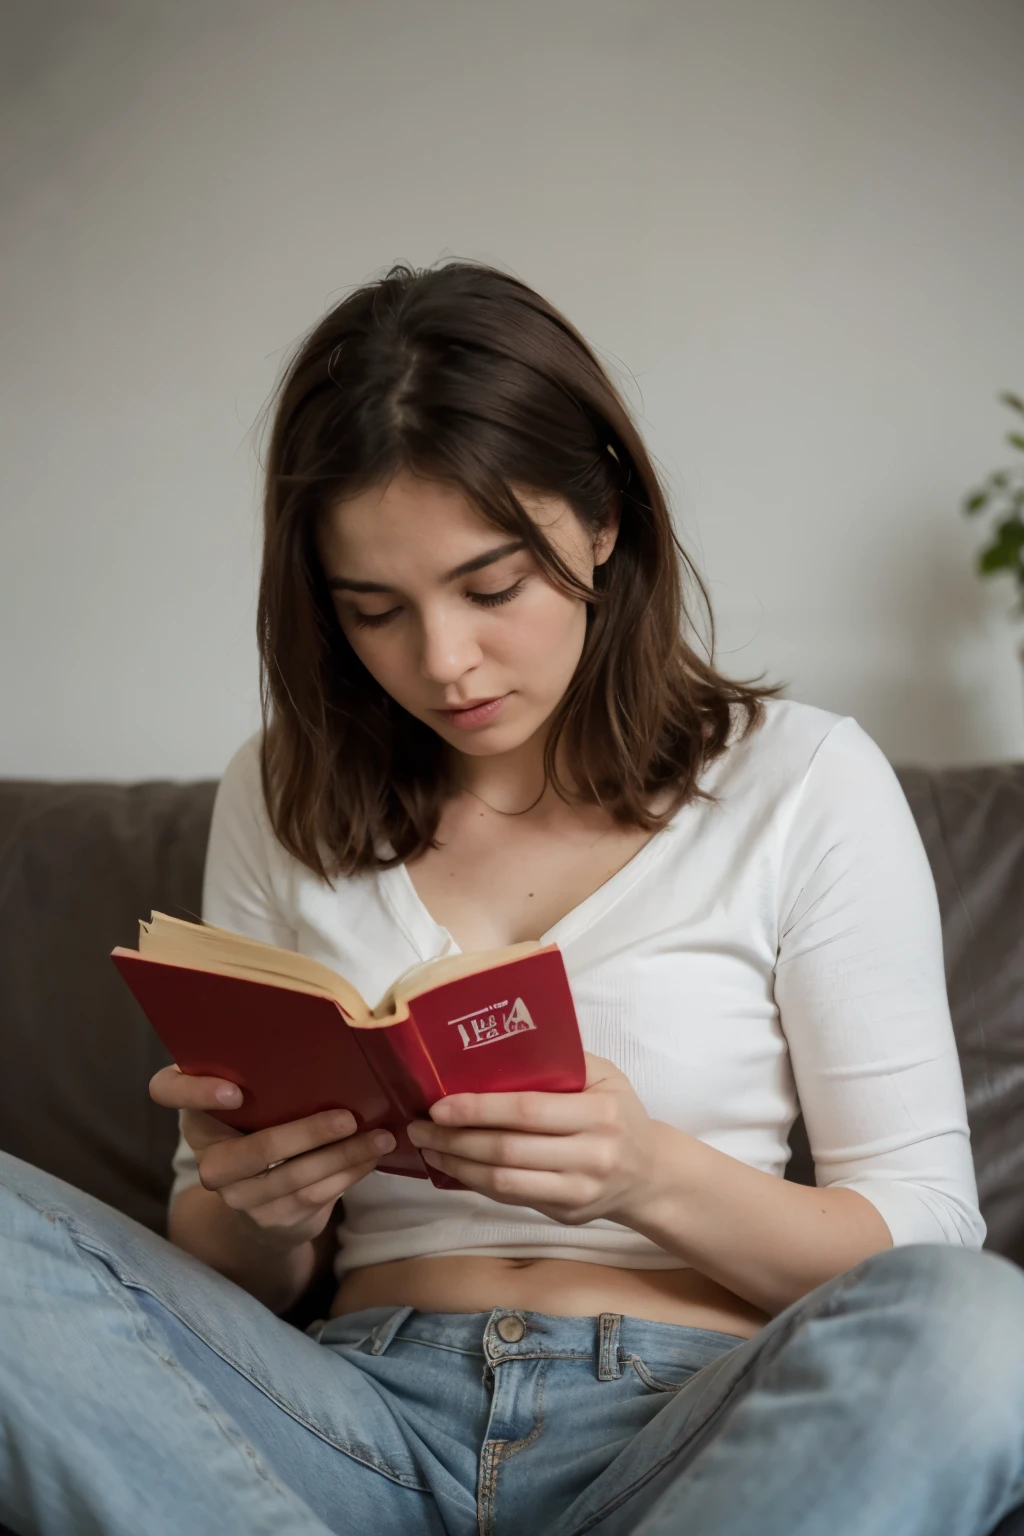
[2,260,1023,1536]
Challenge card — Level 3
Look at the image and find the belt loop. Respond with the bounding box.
[367,1305,415,1356]
[597,1313,623,1380]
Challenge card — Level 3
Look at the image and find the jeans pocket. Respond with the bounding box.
[624,1353,700,1393]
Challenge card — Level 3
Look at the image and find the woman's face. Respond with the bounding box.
[315,470,618,762]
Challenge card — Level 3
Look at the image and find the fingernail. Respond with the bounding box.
[372,1130,396,1153]
[332,1110,355,1135]
[216,1085,242,1106]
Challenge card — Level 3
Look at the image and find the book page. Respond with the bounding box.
[139,912,554,1028]
[139,912,369,1020]
[373,939,551,1019]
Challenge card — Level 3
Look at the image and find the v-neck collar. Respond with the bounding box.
[378,807,687,961]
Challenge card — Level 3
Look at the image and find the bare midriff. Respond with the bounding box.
[329,1255,769,1336]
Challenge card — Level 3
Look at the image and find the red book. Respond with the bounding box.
[111,912,585,1190]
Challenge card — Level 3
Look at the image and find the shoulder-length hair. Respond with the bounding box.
[256,259,778,880]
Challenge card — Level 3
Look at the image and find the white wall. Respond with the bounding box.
[3,0,1023,780]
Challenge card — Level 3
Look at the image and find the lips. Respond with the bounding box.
[435,694,510,729]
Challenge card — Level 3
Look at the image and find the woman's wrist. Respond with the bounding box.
[609,1120,706,1247]
[169,1184,330,1314]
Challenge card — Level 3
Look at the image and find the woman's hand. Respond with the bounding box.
[149,1065,396,1252]
[406,1052,661,1226]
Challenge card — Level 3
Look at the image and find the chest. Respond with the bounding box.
[404,809,663,952]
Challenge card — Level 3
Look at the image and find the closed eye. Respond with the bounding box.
[470,579,526,610]
[351,579,527,630]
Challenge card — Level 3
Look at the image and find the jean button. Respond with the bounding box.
[496,1315,525,1343]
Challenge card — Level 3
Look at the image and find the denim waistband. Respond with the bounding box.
[313,1305,744,1380]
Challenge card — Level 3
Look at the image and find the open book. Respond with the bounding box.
[111,912,586,1189]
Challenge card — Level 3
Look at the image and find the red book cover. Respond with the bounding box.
[110,944,585,1189]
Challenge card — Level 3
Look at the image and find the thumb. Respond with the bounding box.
[582,1051,622,1090]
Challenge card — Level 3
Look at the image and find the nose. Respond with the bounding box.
[417,605,484,686]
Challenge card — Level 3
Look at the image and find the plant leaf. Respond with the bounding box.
[979,545,1014,574]
[1008,433,1024,453]
[977,516,1024,576]
[964,490,989,514]
[999,516,1024,549]
[999,391,1024,416]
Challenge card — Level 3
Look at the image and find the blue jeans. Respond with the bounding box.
[1,1151,1023,1536]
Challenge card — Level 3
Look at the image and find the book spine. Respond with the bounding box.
[356,1016,445,1119]
[358,1018,467,1191]
[347,1017,446,1181]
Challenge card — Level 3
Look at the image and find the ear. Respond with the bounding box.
[592,499,621,567]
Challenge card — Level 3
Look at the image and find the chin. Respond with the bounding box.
[457,715,555,759]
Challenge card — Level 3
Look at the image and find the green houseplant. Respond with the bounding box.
[963,391,1024,661]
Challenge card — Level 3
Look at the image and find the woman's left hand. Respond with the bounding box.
[406,1053,663,1226]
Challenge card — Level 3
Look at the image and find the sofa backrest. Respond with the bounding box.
[0,764,1021,1262]
[0,778,216,1232]
[899,765,1024,1263]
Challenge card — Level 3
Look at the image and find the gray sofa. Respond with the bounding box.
[1,759,1022,1528]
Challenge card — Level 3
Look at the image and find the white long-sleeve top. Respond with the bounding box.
[170,699,985,1277]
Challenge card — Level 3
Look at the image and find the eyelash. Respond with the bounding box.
[351,579,527,630]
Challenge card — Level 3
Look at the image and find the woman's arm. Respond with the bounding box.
[409,719,983,1316]
[168,1183,334,1316]
[617,1122,893,1316]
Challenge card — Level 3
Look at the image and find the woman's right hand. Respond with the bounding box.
[149,1065,396,1250]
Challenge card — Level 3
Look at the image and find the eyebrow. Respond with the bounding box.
[325,539,527,594]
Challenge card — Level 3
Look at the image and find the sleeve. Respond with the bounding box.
[773,716,986,1250]
[168,732,299,1206]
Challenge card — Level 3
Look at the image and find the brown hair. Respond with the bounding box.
[256,259,779,880]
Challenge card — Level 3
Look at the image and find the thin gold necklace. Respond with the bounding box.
[459,782,548,817]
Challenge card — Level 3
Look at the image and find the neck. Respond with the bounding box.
[447,730,566,817]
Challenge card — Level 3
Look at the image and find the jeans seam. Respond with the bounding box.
[477,1361,548,1533]
[11,1184,432,1494]
[477,1441,503,1536]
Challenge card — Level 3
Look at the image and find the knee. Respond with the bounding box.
[859,1245,1024,1414]
[868,1242,1024,1322]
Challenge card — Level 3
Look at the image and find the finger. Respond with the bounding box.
[284,1160,381,1211]
[246,1160,381,1231]
[179,1107,245,1154]
[149,1064,243,1113]
[408,1123,596,1172]
[223,1129,395,1209]
[429,1088,596,1134]
[200,1117,381,1194]
[419,1148,590,1210]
